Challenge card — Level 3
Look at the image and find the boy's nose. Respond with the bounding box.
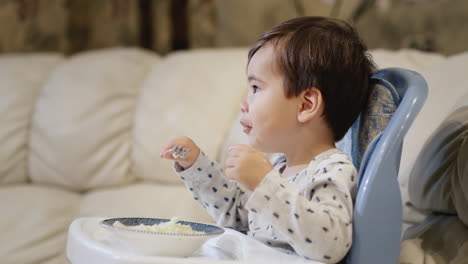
[240,99,249,113]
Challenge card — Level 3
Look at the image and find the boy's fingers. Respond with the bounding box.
[226,150,240,159]
[224,167,239,180]
[225,155,240,168]
[160,150,175,159]
[228,145,243,151]
[160,144,179,158]
[229,144,250,150]
[224,160,234,169]
[228,147,245,157]
[161,141,181,154]
[161,143,191,159]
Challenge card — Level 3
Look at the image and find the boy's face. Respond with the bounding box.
[241,44,300,153]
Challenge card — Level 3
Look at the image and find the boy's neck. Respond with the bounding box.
[281,142,335,178]
[284,142,335,167]
[284,123,335,166]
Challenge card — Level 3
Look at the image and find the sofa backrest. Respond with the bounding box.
[0,47,249,191]
[0,53,64,184]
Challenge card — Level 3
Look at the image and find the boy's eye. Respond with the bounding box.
[252,85,260,94]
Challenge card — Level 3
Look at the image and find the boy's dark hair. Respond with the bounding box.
[248,16,377,141]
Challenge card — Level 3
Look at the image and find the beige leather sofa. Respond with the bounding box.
[0,47,466,264]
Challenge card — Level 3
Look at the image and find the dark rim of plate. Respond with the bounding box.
[100,217,225,237]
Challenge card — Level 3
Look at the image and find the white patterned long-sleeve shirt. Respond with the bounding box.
[175,148,357,263]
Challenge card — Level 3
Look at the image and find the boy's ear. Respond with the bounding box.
[298,88,323,123]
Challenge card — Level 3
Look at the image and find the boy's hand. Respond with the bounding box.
[225,144,274,191]
[160,137,201,169]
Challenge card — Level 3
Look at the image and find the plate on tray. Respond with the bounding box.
[100,217,225,257]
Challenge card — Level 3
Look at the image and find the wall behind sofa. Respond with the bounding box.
[0,0,467,55]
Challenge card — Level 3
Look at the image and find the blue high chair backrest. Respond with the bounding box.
[336,68,428,264]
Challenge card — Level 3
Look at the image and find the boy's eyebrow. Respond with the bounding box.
[247,75,266,84]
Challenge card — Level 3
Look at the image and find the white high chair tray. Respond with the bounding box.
[66,217,319,264]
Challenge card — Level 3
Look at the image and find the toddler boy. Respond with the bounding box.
[161,16,377,263]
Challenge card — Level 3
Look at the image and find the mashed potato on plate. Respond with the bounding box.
[113,217,205,235]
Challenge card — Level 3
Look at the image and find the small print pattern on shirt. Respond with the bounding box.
[175,148,357,263]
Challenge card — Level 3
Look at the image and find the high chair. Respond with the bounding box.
[336,68,428,264]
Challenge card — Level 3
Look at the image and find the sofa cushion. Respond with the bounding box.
[78,183,213,223]
[0,185,80,264]
[370,49,445,72]
[133,48,248,184]
[0,54,63,184]
[29,48,159,191]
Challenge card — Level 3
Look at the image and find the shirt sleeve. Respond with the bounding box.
[245,157,357,263]
[174,151,252,232]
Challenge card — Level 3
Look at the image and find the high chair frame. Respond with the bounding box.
[343,68,428,264]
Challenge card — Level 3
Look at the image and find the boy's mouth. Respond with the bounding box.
[240,119,252,134]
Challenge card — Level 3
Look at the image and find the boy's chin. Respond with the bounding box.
[249,140,274,153]
[248,140,261,150]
